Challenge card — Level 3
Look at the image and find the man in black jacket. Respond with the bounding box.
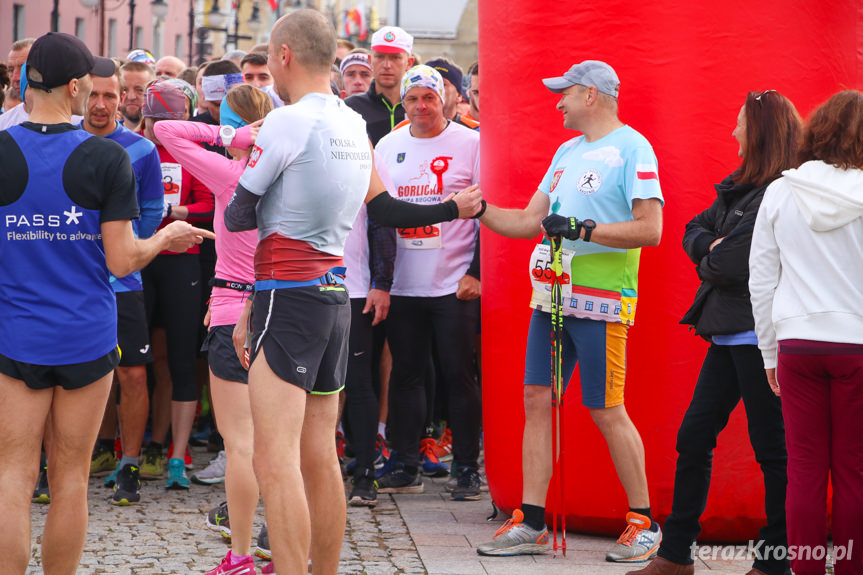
[345,26,414,146]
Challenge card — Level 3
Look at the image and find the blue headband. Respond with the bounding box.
[20,62,28,103]
[219,97,247,130]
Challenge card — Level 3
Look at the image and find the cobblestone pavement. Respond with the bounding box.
[26,447,425,575]
[25,446,787,575]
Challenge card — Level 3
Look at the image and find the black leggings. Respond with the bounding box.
[343,298,379,477]
[142,253,202,402]
[386,294,481,470]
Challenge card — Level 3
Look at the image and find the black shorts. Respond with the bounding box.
[249,285,350,395]
[202,324,248,384]
[0,348,120,391]
[116,291,153,367]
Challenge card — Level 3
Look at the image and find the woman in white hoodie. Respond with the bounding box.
[750,90,863,575]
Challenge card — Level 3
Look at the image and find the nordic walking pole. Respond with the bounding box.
[549,236,566,556]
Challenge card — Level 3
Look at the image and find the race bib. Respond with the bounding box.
[397,224,442,250]
[161,163,183,206]
[529,243,574,305]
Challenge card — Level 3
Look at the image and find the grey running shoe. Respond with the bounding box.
[255,523,271,560]
[605,512,662,562]
[451,467,482,501]
[476,509,550,556]
[192,450,226,485]
[206,501,231,539]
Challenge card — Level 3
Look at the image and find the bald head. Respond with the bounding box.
[271,9,336,74]
[155,56,185,78]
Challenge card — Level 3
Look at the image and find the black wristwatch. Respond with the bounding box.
[582,219,596,242]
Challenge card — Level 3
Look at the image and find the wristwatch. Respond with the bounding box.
[219,125,236,147]
[582,219,597,242]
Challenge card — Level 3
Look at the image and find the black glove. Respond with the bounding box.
[542,214,582,241]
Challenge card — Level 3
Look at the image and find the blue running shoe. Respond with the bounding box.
[166,457,190,489]
[104,463,121,488]
[374,450,398,479]
[420,438,449,477]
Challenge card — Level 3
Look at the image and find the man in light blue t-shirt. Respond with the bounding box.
[476,60,665,563]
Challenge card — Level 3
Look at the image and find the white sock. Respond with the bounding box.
[377,422,386,439]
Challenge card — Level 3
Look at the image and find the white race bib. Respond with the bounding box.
[161,162,183,206]
[529,243,575,306]
[397,224,442,250]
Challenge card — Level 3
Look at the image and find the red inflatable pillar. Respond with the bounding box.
[479,0,862,540]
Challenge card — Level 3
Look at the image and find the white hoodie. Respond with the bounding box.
[749,160,863,368]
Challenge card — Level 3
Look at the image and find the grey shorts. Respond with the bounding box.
[202,324,248,384]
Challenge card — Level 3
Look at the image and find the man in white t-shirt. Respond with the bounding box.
[373,65,483,501]
[223,15,483,574]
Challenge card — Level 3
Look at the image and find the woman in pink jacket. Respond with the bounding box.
[154,84,272,575]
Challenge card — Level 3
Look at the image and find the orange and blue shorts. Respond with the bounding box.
[523,309,629,408]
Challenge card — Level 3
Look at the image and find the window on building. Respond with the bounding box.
[135,26,144,49]
[108,19,117,58]
[13,4,25,41]
[75,18,86,40]
[152,23,163,58]
[175,34,183,60]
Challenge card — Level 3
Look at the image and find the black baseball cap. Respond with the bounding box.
[425,58,468,100]
[26,32,115,92]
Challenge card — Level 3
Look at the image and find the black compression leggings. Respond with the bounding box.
[142,253,202,402]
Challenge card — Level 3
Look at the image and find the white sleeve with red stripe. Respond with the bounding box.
[627,147,664,206]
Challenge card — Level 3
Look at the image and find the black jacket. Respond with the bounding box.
[344,81,405,147]
[680,175,768,337]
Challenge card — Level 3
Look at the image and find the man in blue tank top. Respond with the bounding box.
[0,32,215,574]
[80,67,164,506]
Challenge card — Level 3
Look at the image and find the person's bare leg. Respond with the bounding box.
[250,350,310,575]
[150,328,172,445]
[42,372,113,575]
[116,365,148,458]
[589,405,649,508]
[301,392,345,575]
[0,373,53,574]
[96,378,118,444]
[211,372,258,556]
[522,385,553,506]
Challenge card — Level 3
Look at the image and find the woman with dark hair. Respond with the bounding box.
[629,90,801,575]
[750,90,863,575]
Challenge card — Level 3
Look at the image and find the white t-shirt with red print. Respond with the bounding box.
[375,121,480,297]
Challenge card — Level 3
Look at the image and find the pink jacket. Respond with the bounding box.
[154,120,257,328]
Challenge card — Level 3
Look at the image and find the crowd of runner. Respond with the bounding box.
[1,9,861,575]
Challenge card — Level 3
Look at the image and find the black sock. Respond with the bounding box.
[148,441,164,453]
[521,504,546,531]
[98,438,115,452]
[630,507,659,532]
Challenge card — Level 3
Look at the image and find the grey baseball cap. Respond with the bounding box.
[542,60,620,98]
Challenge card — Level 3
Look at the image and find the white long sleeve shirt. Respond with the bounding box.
[749,160,863,368]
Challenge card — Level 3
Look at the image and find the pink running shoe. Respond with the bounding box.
[261,562,275,575]
[205,551,256,575]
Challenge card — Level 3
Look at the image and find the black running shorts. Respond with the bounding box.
[0,348,120,391]
[202,324,248,384]
[249,285,350,394]
[116,291,153,367]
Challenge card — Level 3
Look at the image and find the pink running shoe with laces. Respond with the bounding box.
[205,550,256,575]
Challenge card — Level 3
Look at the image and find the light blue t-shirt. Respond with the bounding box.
[531,125,664,325]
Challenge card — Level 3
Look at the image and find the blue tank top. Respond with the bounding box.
[0,124,127,365]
